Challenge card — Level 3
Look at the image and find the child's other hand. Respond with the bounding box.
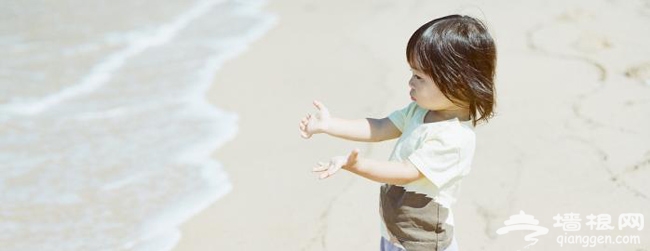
[313,149,359,179]
[299,100,331,139]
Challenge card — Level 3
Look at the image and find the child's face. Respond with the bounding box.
[408,68,463,111]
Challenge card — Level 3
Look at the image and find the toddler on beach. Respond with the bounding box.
[299,15,496,251]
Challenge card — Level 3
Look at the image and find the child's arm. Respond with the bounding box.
[313,149,423,185]
[299,100,401,142]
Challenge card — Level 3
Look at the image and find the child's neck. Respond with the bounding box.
[424,108,470,123]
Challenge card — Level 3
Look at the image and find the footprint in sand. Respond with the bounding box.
[571,31,612,54]
[556,8,594,23]
[625,62,650,86]
[555,9,613,54]
[532,8,607,55]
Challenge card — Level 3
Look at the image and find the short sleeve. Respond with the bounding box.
[407,137,461,189]
[387,102,417,132]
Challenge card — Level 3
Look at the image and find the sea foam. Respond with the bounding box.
[0,0,276,250]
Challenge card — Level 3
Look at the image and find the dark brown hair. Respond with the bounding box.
[407,15,496,126]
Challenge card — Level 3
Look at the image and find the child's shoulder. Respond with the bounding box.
[392,101,419,115]
[421,119,475,146]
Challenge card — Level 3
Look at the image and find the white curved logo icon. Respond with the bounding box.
[496,211,549,249]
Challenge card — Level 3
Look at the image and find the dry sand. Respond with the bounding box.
[174,0,650,250]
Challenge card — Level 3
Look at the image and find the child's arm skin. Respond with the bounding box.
[313,148,424,185]
[299,100,424,185]
[298,100,401,142]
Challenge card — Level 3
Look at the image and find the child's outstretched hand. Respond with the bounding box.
[313,149,359,179]
[299,100,331,139]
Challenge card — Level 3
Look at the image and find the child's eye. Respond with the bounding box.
[413,74,422,80]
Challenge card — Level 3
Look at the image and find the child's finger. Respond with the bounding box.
[299,126,310,138]
[312,162,328,172]
[319,171,330,179]
[313,100,326,111]
[321,165,340,179]
[348,148,359,162]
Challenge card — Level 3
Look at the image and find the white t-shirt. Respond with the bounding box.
[379,101,475,250]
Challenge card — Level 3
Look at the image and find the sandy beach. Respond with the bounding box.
[174,0,650,250]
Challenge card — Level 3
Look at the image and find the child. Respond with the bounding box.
[298,14,496,251]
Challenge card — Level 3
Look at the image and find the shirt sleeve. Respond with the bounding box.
[387,102,416,132]
[407,136,462,189]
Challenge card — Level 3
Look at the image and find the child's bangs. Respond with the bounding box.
[406,26,438,74]
[406,41,428,72]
